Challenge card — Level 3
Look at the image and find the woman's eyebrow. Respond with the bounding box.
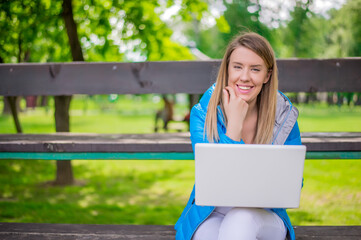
[231,62,263,68]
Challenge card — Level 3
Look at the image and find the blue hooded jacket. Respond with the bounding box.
[175,84,302,240]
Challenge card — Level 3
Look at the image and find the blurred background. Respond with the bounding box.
[0,0,360,226]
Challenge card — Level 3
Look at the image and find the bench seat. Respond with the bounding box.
[0,132,360,160]
[0,222,360,240]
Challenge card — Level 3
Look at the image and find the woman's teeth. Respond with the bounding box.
[238,86,251,90]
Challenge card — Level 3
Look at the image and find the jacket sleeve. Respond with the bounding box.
[189,104,244,151]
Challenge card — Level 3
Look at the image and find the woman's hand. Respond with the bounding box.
[223,86,249,141]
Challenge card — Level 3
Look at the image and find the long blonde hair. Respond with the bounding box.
[205,32,278,144]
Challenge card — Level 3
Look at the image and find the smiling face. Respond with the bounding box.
[227,46,271,108]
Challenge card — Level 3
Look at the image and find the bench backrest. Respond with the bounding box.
[1,58,361,96]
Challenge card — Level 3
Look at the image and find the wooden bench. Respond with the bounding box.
[1,58,360,159]
[1,223,361,240]
[1,59,361,239]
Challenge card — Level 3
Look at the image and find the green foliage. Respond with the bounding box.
[273,0,318,58]
[177,0,209,22]
[0,0,69,63]
[0,0,208,63]
[1,0,359,62]
[183,0,360,59]
[222,0,272,44]
[324,0,361,57]
[73,0,123,61]
[273,0,361,58]
[191,0,273,59]
[215,15,230,34]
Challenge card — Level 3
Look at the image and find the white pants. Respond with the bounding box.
[192,207,287,240]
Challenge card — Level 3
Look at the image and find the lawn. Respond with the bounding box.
[0,96,360,225]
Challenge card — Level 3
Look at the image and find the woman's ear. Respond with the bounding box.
[264,70,272,84]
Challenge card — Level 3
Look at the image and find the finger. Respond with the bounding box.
[225,86,236,99]
[223,88,229,105]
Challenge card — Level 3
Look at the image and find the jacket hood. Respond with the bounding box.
[198,84,299,145]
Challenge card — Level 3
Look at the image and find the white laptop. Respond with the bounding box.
[195,143,306,208]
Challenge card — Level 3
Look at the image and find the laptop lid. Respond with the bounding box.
[195,143,306,208]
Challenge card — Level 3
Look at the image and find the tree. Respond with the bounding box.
[274,0,318,58]
[0,0,50,132]
[325,0,361,57]
[182,0,273,59]
[51,0,84,186]
[1,0,209,185]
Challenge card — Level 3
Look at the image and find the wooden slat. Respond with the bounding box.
[0,223,175,240]
[301,132,361,138]
[0,152,196,160]
[0,223,360,240]
[1,58,360,96]
[300,132,361,152]
[0,61,217,96]
[0,133,192,152]
[0,132,360,153]
[276,58,361,92]
[293,226,361,239]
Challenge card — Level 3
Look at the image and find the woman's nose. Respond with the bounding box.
[239,68,250,81]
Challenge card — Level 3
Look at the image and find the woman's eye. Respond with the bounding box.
[234,65,241,69]
[252,68,260,72]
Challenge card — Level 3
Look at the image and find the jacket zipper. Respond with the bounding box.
[183,202,194,221]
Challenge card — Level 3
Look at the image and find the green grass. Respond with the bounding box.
[290,160,361,225]
[0,160,193,224]
[0,97,360,225]
[0,159,360,225]
[0,95,188,133]
[296,103,361,132]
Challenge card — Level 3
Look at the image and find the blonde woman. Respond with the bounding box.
[175,32,301,240]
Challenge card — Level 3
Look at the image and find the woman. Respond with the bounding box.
[175,32,302,240]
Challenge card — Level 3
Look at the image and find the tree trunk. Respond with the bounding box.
[52,0,84,185]
[6,97,22,133]
[54,96,72,132]
[0,56,22,131]
[54,96,73,185]
[55,160,74,185]
[2,97,14,115]
[62,0,84,62]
